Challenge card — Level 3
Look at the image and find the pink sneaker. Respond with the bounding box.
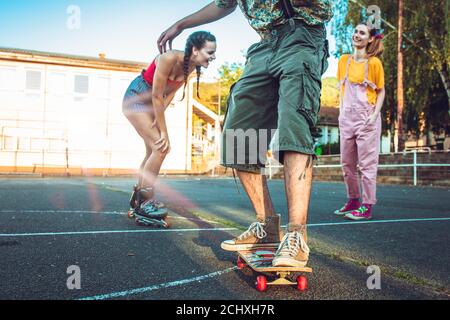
[333,199,361,216]
[345,204,373,220]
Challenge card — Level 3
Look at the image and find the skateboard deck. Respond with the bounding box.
[237,248,312,292]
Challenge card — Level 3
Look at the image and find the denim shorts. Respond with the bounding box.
[122,73,152,113]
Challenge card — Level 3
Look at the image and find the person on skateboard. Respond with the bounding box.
[157,1,332,267]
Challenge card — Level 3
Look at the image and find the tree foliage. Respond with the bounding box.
[194,62,244,116]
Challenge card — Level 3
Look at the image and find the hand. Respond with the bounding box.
[365,112,378,126]
[157,24,182,53]
[155,132,171,154]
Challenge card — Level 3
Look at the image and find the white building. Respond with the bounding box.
[316,106,340,146]
[0,47,220,175]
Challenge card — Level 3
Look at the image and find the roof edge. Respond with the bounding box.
[0,47,147,72]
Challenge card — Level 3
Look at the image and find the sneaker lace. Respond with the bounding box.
[237,222,267,241]
[276,231,310,257]
[357,206,367,213]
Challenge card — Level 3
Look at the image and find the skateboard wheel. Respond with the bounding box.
[297,276,308,291]
[256,275,267,292]
[237,257,246,270]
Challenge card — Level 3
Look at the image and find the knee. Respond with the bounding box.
[150,146,168,159]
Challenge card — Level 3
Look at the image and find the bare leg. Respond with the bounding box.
[236,170,276,221]
[125,112,167,199]
[138,143,152,187]
[140,148,166,191]
[220,169,282,251]
[283,152,313,226]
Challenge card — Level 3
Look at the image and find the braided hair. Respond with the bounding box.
[181,31,216,100]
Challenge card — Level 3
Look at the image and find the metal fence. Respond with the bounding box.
[267,149,450,186]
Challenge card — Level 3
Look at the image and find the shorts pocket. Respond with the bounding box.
[297,63,322,130]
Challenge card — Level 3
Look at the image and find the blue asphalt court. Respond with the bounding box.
[0,177,449,300]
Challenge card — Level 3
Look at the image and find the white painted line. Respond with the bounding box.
[0,210,124,215]
[307,217,450,227]
[1,217,449,238]
[0,227,237,238]
[78,266,238,300]
[0,210,220,224]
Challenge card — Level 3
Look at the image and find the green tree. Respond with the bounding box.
[194,62,244,116]
[321,77,341,107]
[218,62,244,115]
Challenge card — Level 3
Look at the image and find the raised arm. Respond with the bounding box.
[157,1,237,53]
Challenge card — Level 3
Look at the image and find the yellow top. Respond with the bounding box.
[337,54,385,105]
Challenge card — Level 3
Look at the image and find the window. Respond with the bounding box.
[2,136,17,150]
[26,70,42,90]
[18,137,31,151]
[49,138,65,151]
[30,138,48,151]
[74,75,89,94]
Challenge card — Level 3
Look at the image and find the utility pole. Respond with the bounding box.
[396,0,405,152]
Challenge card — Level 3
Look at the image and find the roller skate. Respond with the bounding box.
[133,187,170,228]
[127,184,139,219]
[127,185,166,219]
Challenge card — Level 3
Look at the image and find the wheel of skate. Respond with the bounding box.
[297,276,308,291]
[256,275,267,292]
[128,210,135,219]
[162,218,170,229]
[237,257,246,269]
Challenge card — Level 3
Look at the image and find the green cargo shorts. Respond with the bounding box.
[221,19,329,173]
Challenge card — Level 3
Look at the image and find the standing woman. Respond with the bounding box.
[334,23,385,220]
[123,31,217,226]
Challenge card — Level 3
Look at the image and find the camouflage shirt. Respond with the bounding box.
[215,0,333,32]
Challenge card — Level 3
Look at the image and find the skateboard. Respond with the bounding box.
[236,248,312,292]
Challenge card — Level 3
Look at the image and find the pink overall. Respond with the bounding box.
[339,57,382,205]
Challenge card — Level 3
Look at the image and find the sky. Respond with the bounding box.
[0,0,338,79]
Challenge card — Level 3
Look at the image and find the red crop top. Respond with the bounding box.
[142,58,184,86]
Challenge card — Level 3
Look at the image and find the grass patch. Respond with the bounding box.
[310,237,450,297]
